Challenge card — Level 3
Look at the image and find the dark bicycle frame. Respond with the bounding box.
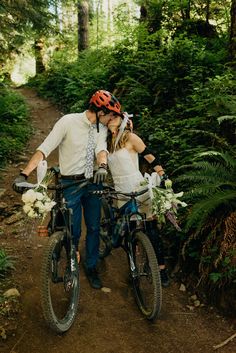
[93,186,149,276]
[15,167,92,332]
[47,167,89,277]
[93,185,162,321]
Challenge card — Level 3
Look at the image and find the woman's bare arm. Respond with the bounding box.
[128,133,165,176]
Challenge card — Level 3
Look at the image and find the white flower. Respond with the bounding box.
[34,200,42,208]
[44,201,56,212]
[37,204,47,214]
[23,204,32,214]
[21,170,56,220]
[174,191,184,198]
[150,185,187,229]
[36,192,44,201]
[177,200,188,207]
[22,189,37,204]
[22,189,56,219]
[28,209,38,218]
[164,201,172,210]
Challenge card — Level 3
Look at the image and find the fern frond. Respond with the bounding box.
[195,151,236,168]
[217,115,236,124]
[183,182,236,200]
[188,129,230,149]
[177,164,234,185]
[185,190,236,233]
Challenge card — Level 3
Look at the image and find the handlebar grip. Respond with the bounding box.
[15,181,36,189]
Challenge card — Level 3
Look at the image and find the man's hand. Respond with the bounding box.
[93,164,108,184]
[12,173,28,193]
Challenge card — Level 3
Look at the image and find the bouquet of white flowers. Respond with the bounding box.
[143,172,187,230]
[21,161,56,220]
[151,187,187,230]
[22,188,56,220]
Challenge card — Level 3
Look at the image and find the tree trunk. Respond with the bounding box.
[78,0,89,52]
[140,5,147,22]
[34,38,45,74]
[229,0,236,61]
[107,0,112,32]
[185,0,191,20]
[139,3,162,35]
[206,0,211,25]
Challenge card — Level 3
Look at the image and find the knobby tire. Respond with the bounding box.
[131,231,162,321]
[40,231,80,333]
[99,199,112,258]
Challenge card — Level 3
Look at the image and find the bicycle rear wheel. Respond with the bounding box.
[40,231,79,333]
[99,199,112,258]
[131,231,162,321]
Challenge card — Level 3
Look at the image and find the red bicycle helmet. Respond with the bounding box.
[89,90,122,115]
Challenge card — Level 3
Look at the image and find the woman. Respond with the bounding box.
[107,113,170,287]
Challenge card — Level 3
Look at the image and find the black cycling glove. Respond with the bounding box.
[12,172,28,193]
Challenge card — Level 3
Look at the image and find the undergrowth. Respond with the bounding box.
[0,85,31,168]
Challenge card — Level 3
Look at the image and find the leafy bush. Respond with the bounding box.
[28,49,115,112]
[0,249,15,276]
[175,149,236,286]
[0,86,31,167]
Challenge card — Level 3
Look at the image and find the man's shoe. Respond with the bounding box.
[160,268,170,288]
[84,265,102,289]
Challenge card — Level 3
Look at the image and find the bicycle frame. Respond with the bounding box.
[118,199,147,276]
[15,168,91,333]
[48,177,89,276]
[95,186,162,322]
[99,188,148,254]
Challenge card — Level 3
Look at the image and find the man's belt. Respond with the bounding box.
[61,173,87,180]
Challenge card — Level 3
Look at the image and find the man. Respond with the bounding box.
[13,90,123,289]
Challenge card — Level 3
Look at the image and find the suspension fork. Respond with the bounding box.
[127,231,138,277]
[62,207,77,274]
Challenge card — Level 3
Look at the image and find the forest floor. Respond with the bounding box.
[0,87,235,353]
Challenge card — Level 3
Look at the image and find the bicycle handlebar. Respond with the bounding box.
[91,187,149,198]
[15,177,148,199]
[14,179,90,193]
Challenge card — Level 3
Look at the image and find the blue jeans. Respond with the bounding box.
[62,180,102,269]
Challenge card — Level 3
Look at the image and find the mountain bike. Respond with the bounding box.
[16,167,89,334]
[92,185,162,321]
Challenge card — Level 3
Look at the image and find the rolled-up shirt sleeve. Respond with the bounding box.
[95,125,108,156]
[37,116,67,158]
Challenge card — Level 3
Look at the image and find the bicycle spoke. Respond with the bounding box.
[41,232,80,333]
[131,231,162,321]
[99,200,112,258]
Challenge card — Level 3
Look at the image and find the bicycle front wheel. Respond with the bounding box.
[131,231,162,321]
[40,231,79,333]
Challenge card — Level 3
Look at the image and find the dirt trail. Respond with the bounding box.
[0,88,235,353]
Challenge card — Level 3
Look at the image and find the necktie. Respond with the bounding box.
[84,124,95,179]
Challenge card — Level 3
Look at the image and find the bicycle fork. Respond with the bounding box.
[127,238,138,278]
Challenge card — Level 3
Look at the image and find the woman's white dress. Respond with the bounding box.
[108,148,158,218]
